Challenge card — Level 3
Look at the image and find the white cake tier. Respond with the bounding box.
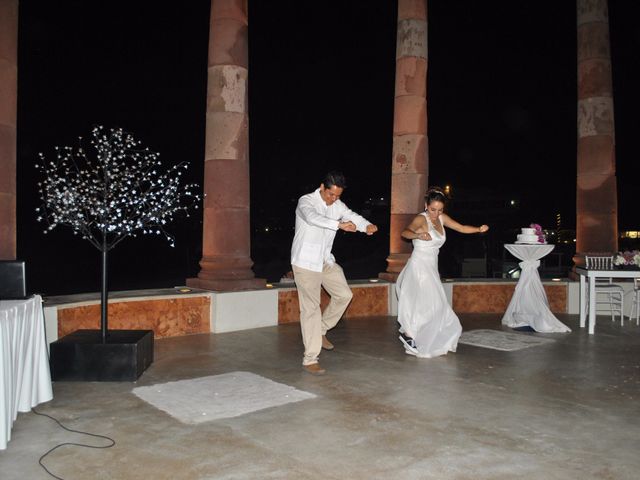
[516,234,540,244]
[521,228,536,235]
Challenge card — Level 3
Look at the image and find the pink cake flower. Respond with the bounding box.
[529,223,546,243]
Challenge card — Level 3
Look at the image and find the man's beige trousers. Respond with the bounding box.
[292,263,353,365]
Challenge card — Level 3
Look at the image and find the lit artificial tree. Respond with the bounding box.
[36,125,200,343]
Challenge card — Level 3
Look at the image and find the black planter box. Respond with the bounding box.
[50,329,154,382]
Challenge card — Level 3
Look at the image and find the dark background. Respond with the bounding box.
[15,0,640,295]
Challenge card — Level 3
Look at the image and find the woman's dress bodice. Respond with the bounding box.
[412,213,446,252]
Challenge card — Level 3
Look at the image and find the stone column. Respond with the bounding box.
[0,0,18,260]
[575,0,618,259]
[380,0,428,281]
[187,0,264,291]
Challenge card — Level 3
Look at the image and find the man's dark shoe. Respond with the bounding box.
[303,363,326,375]
[322,335,334,351]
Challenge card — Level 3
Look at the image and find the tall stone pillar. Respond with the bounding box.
[0,0,18,260]
[575,0,618,259]
[380,0,428,282]
[187,0,264,291]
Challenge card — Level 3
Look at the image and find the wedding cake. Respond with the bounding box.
[516,227,542,244]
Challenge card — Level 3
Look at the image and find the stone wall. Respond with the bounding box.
[44,280,577,342]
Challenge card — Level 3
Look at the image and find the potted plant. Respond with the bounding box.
[36,126,200,380]
[613,250,640,270]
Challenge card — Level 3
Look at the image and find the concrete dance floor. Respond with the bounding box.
[1,313,639,479]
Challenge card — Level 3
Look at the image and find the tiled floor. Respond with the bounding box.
[2,313,639,479]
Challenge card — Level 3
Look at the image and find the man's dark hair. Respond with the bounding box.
[322,171,347,189]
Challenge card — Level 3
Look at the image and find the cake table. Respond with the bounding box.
[501,244,571,333]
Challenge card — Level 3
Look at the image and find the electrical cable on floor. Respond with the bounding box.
[31,407,116,480]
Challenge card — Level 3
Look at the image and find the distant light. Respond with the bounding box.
[265,283,273,288]
[380,197,384,201]
[551,278,561,282]
[510,200,515,205]
[264,227,269,232]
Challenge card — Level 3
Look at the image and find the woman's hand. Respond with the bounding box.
[415,229,431,241]
[478,224,489,233]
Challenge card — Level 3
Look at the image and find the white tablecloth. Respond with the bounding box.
[0,295,53,450]
[501,244,571,333]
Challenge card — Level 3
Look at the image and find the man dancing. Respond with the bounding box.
[291,171,378,375]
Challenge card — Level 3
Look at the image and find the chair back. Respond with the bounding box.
[585,255,614,270]
[585,255,616,285]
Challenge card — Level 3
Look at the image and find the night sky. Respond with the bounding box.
[14,0,640,295]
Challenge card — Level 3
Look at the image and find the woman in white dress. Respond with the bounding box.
[396,188,489,358]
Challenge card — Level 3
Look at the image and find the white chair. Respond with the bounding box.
[628,278,640,326]
[585,255,624,324]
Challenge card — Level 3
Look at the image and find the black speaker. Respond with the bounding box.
[0,260,27,300]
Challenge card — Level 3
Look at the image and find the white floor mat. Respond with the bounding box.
[458,329,556,352]
[132,371,316,424]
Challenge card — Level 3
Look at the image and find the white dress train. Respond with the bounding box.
[395,213,462,358]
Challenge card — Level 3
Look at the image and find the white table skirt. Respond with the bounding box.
[501,244,571,333]
[0,295,53,450]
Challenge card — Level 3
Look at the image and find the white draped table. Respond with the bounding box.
[501,244,571,333]
[0,295,53,450]
[575,266,640,334]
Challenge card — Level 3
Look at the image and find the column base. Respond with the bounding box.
[378,272,399,282]
[186,276,266,292]
[379,253,411,282]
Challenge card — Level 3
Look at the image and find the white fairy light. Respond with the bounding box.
[35,125,201,251]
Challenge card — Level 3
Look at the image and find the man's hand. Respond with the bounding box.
[366,224,378,236]
[339,221,357,232]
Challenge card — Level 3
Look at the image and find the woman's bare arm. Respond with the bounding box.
[401,215,431,241]
[441,213,489,234]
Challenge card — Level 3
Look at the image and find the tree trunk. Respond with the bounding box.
[101,235,108,343]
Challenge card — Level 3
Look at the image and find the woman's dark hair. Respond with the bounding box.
[425,187,447,205]
[322,171,347,189]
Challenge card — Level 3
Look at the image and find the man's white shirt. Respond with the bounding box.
[291,188,372,272]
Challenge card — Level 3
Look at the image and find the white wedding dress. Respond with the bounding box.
[395,213,462,358]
